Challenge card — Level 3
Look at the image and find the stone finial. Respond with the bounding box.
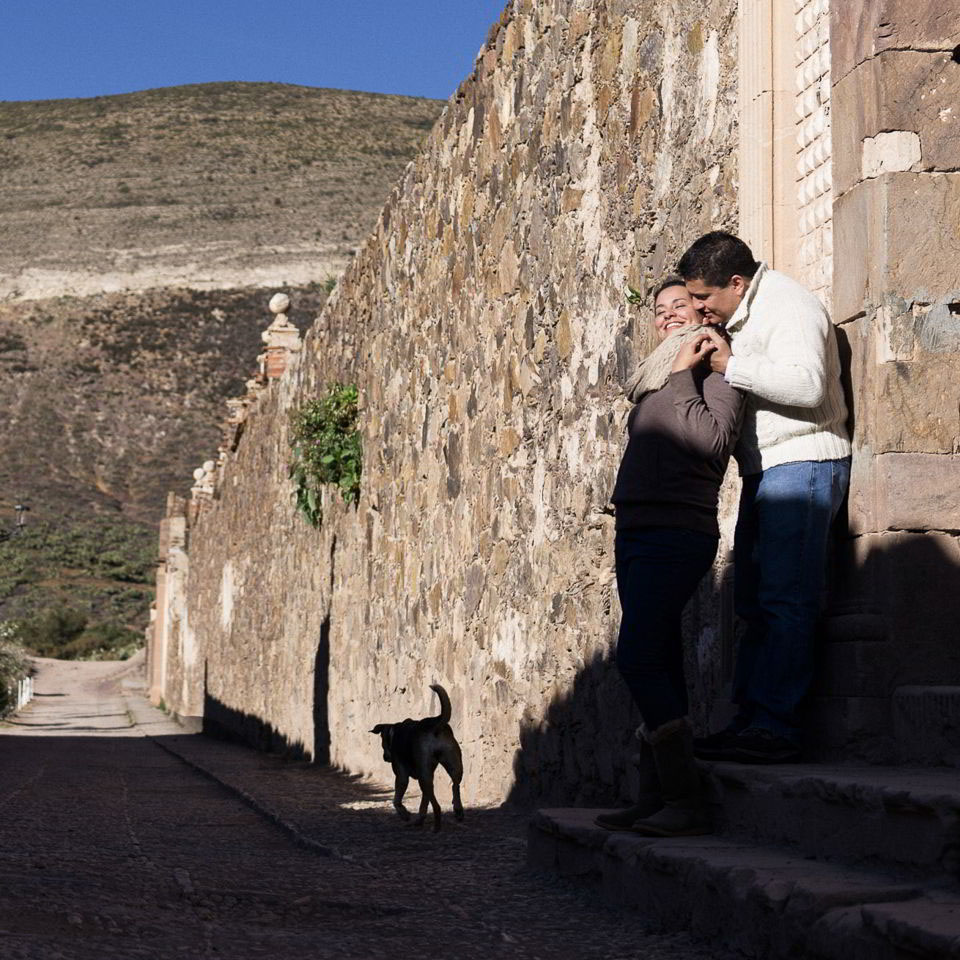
[261,291,301,379]
[269,292,290,315]
[190,460,217,504]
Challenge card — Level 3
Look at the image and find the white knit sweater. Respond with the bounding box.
[724,262,851,475]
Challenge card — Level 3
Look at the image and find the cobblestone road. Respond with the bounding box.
[0,658,733,960]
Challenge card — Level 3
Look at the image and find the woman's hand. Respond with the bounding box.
[700,327,733,374]
[671,334,716,372]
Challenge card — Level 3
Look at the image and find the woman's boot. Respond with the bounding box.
[631,717,710,837]
[594,728,662,830]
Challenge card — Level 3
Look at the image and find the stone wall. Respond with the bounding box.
[151,0,960,795]
[813,0,960,761]
[154,0,743,806]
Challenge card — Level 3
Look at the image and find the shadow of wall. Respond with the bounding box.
[313,614,330,765]
[811,524,960,764]
[506,647,634,807]
[203,689,313,760]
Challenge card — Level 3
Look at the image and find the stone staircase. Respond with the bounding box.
[528,761,960,958]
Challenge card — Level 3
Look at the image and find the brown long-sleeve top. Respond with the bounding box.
[611,368,744,537]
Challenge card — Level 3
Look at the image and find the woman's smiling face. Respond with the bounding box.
[653,284,699,341]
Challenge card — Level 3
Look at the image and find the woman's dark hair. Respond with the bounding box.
[677,231,758,286]
[652,276,687,301]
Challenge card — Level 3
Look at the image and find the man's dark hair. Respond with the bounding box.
[677,231,758,286]
[652,276,686,301]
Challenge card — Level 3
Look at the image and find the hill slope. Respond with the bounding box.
[0,82,444,651]
[0,82,443,300]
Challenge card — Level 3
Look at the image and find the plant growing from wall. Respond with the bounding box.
[289,383,362,527]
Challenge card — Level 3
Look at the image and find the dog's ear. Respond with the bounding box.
[370,724,387,734]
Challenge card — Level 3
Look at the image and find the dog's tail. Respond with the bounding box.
[429,683,452,725]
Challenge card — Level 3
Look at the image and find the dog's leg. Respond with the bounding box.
[414,767,443,832]
[393,770,411,821]
[440,746,465,822]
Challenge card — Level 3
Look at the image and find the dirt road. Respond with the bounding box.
[0,658,731,959]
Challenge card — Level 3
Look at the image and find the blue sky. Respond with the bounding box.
[0,1,509,103]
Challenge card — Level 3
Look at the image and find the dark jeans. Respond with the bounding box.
[731,457,851,742]
[615,527,719,732]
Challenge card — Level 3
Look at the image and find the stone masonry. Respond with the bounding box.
[150,0,960,807]
[152,0,742,806]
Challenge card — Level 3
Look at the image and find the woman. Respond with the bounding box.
[596,278,742,837]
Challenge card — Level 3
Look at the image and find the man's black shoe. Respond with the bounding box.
[692,728,742,761]
[731,727,801,764]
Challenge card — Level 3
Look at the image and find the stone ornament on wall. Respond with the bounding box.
[795,0,833,299]
[260,292,302,381]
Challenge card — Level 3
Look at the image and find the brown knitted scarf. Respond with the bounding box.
[624,323,711,403]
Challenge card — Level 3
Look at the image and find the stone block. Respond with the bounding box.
[861,900,960,960]
[861,131,922,180]
[832,179,884,323]
[814,639,896,697]
[832,531,960,685]
[708,761,960,877]
[833,172,960,323]
[875,453,960,531]
[531,808,935,960]
[834,51,960,197]
[870,355,960,455]
[806,696,894,762]
[832,0,960,83]
[893,686,960,766]
[845,447,879,536]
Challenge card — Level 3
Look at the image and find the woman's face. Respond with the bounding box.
[653,284,699,341]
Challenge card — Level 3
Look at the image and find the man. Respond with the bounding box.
[677,231,851,763]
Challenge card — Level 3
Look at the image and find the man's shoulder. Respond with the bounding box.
[754,268,829,319]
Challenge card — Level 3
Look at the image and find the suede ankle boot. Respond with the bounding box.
[630,718,710,837]
[595,728,662,831]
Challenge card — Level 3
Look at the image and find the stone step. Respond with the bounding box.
[706,761,960,880]
[529,808,960,960]
[893,686,960,767]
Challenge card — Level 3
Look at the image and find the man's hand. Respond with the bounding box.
[700,327,732,375]
[671,334,716,372]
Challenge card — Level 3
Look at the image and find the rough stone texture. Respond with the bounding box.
[834,173,960,325]
[861,131,922,179]
[0,658,732,960]
[834,51,960,197]
[153,0,743,806]
[874,453,960,531]
[832,0,960,83]
[828,531,960,686]
[528,807,959,960]
[706,761,960,879]
[825,0,960,739]
[894,686,960,767]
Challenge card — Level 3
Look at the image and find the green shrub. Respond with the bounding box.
[0,626,29,717]
[59,622,141,661]
[17,607,87,655]
[14,608,139,661]
[288,384,362,527]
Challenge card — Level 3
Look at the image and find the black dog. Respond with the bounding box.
[370,684,464,831]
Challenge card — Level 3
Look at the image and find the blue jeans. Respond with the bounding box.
[615,527,719,731]
[731,458,851,742]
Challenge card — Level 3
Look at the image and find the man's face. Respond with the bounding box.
[685,274,748,325]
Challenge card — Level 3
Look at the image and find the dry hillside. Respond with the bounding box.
[0,82,443,299]
[0,82,444,652]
